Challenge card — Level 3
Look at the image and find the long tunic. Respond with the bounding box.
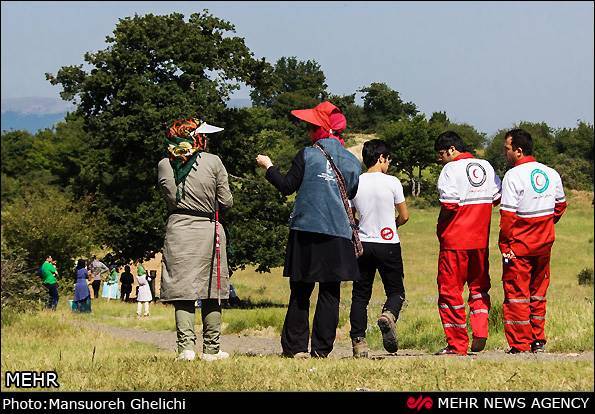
[157,152,233,301]
[73,268,90,302]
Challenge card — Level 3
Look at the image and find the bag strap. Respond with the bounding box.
[313,142,363,257]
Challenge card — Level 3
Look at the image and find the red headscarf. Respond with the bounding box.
[291,101,347,145]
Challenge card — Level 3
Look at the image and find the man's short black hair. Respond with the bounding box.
[362,139,391,168]
[434,131,467,152]
[505,128,533,155]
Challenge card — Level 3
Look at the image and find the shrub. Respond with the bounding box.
[0,237,44,314]
[1,187,106,276]
[577,268,594,286]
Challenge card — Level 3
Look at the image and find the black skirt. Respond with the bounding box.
[284,230,361,283]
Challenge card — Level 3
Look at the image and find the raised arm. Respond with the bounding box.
[258,149,306,196]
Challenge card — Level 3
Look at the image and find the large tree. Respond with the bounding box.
[378,114,439,197]
[428,111,487,154]
[46,11,289,270]
[359,82,418,131]
[250,56,328,108]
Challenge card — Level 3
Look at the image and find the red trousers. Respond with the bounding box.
[437,249,491,354]
[502,254,550,351]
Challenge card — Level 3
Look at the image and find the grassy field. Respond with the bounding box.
[1,190,593,391]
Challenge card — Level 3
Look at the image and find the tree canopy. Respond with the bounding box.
[45,11,290,269]
[359,82,418,131]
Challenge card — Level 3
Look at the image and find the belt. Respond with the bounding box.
[170,208,215,221]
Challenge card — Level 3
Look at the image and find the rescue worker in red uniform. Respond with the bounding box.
[434,131,502,355]
[499,128,567,354]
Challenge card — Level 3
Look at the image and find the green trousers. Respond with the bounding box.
[174,300,222,354]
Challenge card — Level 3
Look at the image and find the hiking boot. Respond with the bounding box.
[201,350,230,361]
[352,337,369,358]
[294,352,312,359]
[176,350,196,361]
[435,346,465,356]
[506,347,529,354]
[531,340,546,353]
[470,337,487,352]
[281,351,311,359]
[377,311,398,353]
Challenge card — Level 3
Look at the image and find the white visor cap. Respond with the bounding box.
[195,122,224,134]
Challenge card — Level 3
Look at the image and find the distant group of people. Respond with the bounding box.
[156,99,567,362]
[39,255,155,317]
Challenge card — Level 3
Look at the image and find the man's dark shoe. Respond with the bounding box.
[435,346,465,356]
[531,340,546,353]
[470,337,487,352]
[377,311,398,353]
[352,337,369,358]
[506,347,529,354]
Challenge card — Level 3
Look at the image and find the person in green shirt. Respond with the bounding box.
[40,255,59,310]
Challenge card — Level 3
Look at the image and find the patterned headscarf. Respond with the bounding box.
[165,117,209,202]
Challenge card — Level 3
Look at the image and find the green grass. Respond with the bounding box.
[1,191,593,391]
[1,310,592,391]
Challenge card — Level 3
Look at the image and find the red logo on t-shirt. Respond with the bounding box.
[380,227,394,240]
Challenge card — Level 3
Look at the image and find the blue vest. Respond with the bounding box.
[290,138,362,239]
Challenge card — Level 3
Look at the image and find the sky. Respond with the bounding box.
[1,1,593,135]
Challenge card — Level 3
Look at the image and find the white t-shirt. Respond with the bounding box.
[350,172,406,244]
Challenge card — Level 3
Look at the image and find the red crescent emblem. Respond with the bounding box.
[380,227,394,240]
[535,175,542,186]
[472,169,479,179]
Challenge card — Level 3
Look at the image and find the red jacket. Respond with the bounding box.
[437,153,502,250]
[499,157,567,256]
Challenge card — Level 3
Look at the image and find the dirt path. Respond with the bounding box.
[79,320,594,361]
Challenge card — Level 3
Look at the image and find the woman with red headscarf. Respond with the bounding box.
[256,101,362,358]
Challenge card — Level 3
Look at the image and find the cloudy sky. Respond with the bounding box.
[1,1,593,134]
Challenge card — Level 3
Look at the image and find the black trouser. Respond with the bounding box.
[44,283,59,310]
[121,285,132,301]
[281,281,340,358]
[91,280,101,299]
[350,242,406,339]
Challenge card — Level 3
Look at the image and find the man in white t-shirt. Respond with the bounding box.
[349,139,409,358]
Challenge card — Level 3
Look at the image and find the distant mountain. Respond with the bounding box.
[1,97,75,115]
[0,97,252,134]
[1,112,67,134]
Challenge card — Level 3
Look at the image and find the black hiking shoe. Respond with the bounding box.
[531,340,546,353]
[506,347,529,354]
[470,337,487,352]
[377,311,398,353]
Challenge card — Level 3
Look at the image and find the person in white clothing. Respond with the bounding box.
[136,272,153,318]
[349,139,409,357]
